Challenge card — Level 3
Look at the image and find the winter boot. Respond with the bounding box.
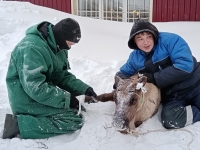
[2,114,20,139]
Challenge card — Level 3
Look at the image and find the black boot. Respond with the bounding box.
[2,114,20,139]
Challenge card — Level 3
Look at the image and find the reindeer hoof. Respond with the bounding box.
[119,129,128,134]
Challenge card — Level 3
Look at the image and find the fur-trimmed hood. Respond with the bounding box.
[128,19,159,50]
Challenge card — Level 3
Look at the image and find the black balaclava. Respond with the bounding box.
[52,18,81,50]
[128,19,159,50]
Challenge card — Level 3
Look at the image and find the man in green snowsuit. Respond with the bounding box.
[2,18,97,139]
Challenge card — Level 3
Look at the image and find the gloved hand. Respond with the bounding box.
[69,94,79,109]
[85,87,97,98]
[143,73,157,85]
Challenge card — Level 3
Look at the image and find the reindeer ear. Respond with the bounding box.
[129,77,137,88]
[114,76,122,86]
[138,76,147,85]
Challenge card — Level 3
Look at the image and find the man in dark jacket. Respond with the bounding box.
[114,19,200,129]
[3,18,97,139]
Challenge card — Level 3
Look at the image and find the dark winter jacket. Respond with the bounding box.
[119,32,200,96]
[6,21,89,116]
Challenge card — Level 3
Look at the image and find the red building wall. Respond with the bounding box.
[5,0,71,13]
[153,0,200,22]
[5,0,200,22]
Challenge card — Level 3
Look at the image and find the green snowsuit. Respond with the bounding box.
[6,22,90,139]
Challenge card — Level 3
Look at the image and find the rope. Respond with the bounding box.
[136,92,145,112]
[135,81,147,112]
[127,128,195,150]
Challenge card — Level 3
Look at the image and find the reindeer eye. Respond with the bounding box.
[129,89,135,92]
[129,95,137,105]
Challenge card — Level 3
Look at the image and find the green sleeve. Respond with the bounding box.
[57,71,90,95]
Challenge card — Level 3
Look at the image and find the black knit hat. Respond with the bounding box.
[128,19,159,49]
[52,18,81,50]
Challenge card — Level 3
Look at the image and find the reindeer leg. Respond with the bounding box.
[85,90,115,103]
[97,90,115,102]
[128,117,136,131]
[127,118,140,135]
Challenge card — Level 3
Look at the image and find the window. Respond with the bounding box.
[127,0,150,22]
[103,0,123,21]
[76,0,99,19]
[73,0,150,22]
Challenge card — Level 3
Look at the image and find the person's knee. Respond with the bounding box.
[161,105,187,129]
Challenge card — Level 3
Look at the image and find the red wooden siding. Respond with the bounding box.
[153,0,200,22]
[5,0,71,13]
[197,0,200,20]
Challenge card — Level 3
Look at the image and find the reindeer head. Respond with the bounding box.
[112,74,147,132]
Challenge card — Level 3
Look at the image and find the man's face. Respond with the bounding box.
[134,32,154,52]
[66,41,75,48]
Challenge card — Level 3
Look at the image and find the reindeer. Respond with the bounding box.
[85,73,161,133]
